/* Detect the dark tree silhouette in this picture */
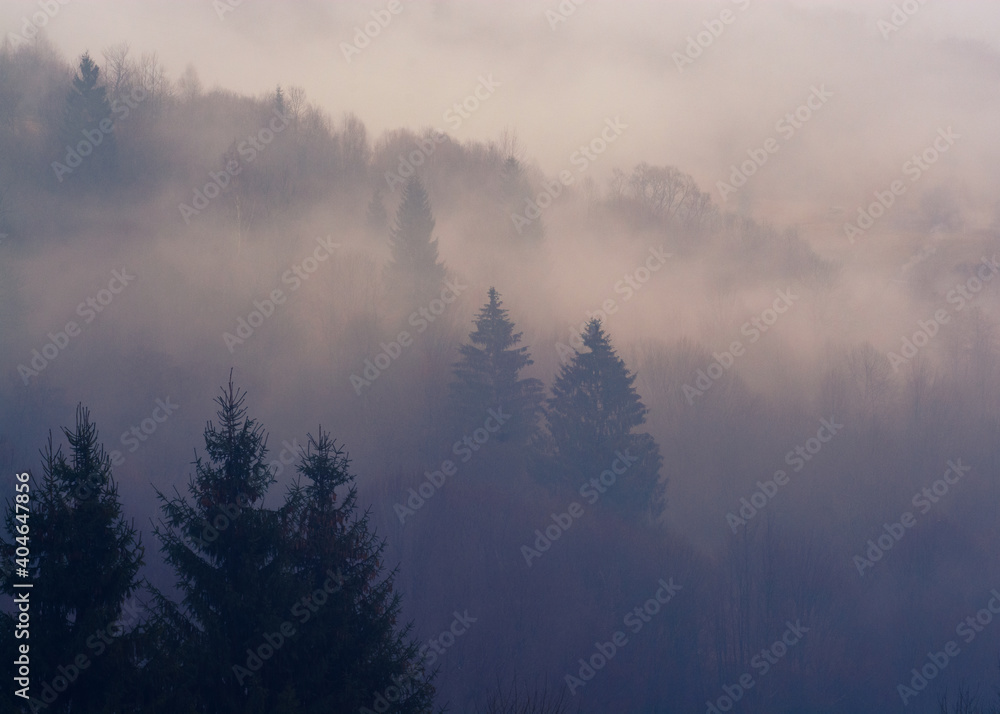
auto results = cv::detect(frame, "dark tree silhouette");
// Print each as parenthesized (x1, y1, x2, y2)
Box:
(273, 85, 285, 116)
(0, 405, 145, 713)
(280, 429, 435, 713)
(538, 319, 665, 521)
(450, 287, 544, 452)
(151, 378, 434, 713)
(152, 378, 296, 713)
(57, 52, 118, 183)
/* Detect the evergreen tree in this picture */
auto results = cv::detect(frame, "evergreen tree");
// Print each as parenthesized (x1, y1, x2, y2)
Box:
(152, 378, 296, 713)
(0, 405, 145, 713)
(279, 430, 435, 713)
(385, 176, 446, 303)
(152, 378, 434, 713)
(540, 319, 664, 520)
(59, 52, 117, 183)
(274, 85, 285, 116)
(450, 287, 544, 450)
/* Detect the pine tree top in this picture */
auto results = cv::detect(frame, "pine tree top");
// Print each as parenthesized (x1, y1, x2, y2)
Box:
(550, 318, 648, 435)
(195, 376, 274, 506)
(73, 52, 101, 94)
(467, 287, 528, 356)
(453, 287, 535, 389)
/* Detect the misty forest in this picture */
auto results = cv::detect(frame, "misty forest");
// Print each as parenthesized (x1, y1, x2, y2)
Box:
(1, 2, 1000, 713)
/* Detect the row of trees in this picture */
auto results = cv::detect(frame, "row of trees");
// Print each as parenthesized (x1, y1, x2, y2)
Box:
(3, 43, 731, 257)
(0, 269, 663, 711)
(0, 385, 436, 713)
(452, 287, 665, 519)
(53, 46, 173, 187)
(380, 173, 665, 520)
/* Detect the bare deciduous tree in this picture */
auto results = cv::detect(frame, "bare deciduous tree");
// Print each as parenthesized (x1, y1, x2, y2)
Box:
(101, 42, 134, 105)
(135, 51, 173, 112)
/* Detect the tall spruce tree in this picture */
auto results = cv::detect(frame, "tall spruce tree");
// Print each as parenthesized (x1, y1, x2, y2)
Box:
(450, 287, 544, 450)
(0, 405, 145, 713)
(152, 378, 296, 714)
(278, 429, 435, 713)
(59, 52, 117, 183)
(385, 176, 446, 303)
(541, 319, 664, 520)
(152, 378, 434, 713)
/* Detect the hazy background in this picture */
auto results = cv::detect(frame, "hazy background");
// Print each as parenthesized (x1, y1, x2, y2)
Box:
(2, 1, 1000, 712)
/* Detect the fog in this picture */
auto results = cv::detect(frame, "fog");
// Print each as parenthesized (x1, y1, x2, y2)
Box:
(2, 1, 1000, 712)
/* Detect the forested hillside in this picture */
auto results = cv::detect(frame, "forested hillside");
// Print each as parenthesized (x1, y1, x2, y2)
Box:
(1, 25, 999, 713)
